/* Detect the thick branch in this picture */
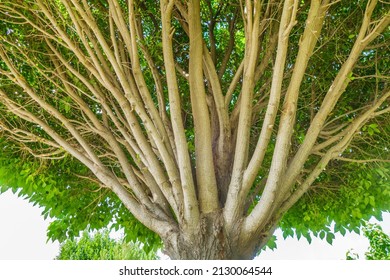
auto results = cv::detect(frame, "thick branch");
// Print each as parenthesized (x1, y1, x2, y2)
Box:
(188, 0, 219, 214)
(160, 0, 200, 230)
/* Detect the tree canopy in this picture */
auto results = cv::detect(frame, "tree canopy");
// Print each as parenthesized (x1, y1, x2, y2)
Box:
(0, 0, 389, 259)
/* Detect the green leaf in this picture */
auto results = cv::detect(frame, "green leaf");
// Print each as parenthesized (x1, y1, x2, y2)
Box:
(347, 72, 355, 81)
(369, 196, 375, 207)
(303, 232, 312, 244)
(326, 233, 335, 245)
(266, 236, 277, 251)
(296, 231, 302, 240)
(353, 227, 360, 234)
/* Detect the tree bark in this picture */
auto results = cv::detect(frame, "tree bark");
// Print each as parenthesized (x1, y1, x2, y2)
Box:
(162, 211, 264, 260)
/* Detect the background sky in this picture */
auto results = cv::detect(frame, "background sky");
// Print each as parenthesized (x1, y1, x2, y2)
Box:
(0, 189, 389, 260)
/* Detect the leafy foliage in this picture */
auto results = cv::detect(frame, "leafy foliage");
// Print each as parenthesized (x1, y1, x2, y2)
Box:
(279, 164, 390, 245)
(346, 223, 390, 260)
(56, 230, 157, 260)
(0, 141, 160, 251)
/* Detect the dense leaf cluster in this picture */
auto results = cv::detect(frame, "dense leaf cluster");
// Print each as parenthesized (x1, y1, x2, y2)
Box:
(346, 223, 390, 260)
(56, 230, 157, 260)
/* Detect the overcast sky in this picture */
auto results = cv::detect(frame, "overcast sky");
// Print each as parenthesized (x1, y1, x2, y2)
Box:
(0, 189, 389, 260)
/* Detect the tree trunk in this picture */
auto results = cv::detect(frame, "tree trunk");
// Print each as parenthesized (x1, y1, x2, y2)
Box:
(161, 211, 261, 260)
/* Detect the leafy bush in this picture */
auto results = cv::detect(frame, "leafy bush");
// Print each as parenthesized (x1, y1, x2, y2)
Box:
(56, 230, 157, 260)
(346, 223, 390, 260)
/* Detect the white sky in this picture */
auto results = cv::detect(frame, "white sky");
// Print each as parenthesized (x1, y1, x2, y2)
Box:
(0, 189, 389, 260)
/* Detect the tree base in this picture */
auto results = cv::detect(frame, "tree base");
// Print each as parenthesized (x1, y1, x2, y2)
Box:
(162, 212, 259, 260)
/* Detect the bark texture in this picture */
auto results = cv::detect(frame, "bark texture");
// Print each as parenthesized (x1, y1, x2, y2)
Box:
(162, 211, 262, 260)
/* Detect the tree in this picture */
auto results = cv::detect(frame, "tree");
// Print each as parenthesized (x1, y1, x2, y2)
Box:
(0, 0, 389, 259)
(56, 230, 157, 260)
(346, 223, 390, 260)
